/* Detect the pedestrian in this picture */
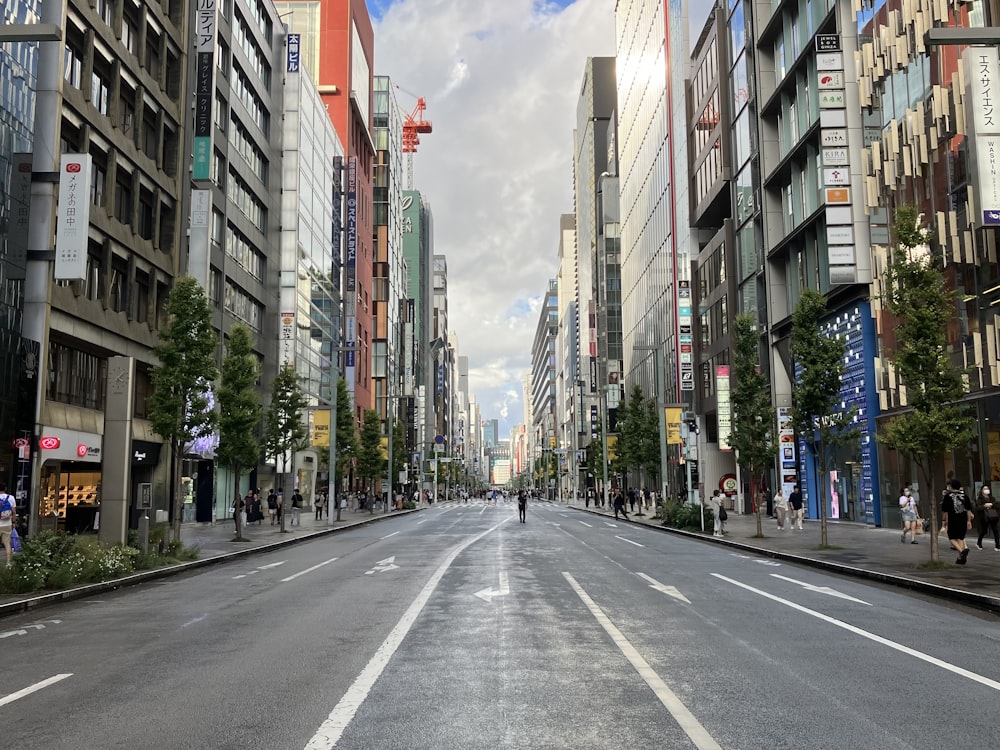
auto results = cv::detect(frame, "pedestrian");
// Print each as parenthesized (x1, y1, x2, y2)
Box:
(232, 492, 244, 534)
(291, 488, 303, 525)
(788, 484, 804, 530)
(276, 487, 285, 526)
(266, 489, 278, 525)
(315, 491, 326, 521)
(628, 488, 637, 513)
(613, 489, 628, 520)
(710, 489, 724, 537)
(518, 490, 527, 523)
(975, 483, 1000, 551)
(899, 485, 921, 544)
(941, 479, 974, 564)
(773, 488, 788, 530)
(0, 482, 17, 565)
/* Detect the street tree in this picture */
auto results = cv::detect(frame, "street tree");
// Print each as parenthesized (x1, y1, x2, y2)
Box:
(332, 377, 357, 521)
(355, 408, 385, 512)
(263, 363, 309, 532)
(728, 314, 777, 537)
(390, 416, 407, 503)
(216, 324, 261, 541)
(878, 205, 975, 563)
(791, 289, 860, 547)
(584, 425, 605, 503)
(613, 384, 646, 493)
(149, 276, 218, 543)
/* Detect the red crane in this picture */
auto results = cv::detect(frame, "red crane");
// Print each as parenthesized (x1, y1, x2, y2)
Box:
(398, 89, 433, 189)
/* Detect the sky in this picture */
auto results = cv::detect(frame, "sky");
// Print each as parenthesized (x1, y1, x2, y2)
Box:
(370, 0, 711, 441)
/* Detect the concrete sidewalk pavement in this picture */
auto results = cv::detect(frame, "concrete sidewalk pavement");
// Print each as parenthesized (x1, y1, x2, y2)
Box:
(561, 498, 1000, 613)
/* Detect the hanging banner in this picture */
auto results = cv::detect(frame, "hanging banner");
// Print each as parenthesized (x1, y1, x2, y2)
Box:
(192, 0, 217, 181)
(54, 153, 92, 280)
(716, 365, 732, 451)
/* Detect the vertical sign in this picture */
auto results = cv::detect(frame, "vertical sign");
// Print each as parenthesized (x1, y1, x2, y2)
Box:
(716, 365, 731, 450)
(192, 0, 217, 181)
(964, 48, 1000, 225)
(188, 189, 211, 288)
(777, 406, 797, 501)
(345, 156, 358, 384)
(286, 33, 300, 73)
(7, 153, 32, 279)
(677, 280, 694, 391)
(54, 153, 92, 280)
(279, 311, 295, 365)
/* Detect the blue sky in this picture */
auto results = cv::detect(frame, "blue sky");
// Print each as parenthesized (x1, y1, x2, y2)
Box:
(370, 0, 578, 20)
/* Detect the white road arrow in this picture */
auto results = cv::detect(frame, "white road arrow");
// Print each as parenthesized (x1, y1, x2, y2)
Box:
(770, 574, 872, 605)
(636, 572, 691, 604)
(474, 571, 510, 602)
(259, 561, 286, 569)
(0, 620, 62, 639)
(365, 556, 399, 575)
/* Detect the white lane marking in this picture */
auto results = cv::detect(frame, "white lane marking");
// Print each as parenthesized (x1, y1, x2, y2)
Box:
(616, 536, 644, 548)
(259, 561, 287, 569)
(474, 571, 510, 602)
(0, 620, 62, 639)
(770, 574, 872, 605)
(417, 519, 426, 524)
(479, 506, 487, 515)
(232, 574, 246, 579)
(563, 573, 722, 750)
(579, 521, 593, 528)
(604, 522, 618, 528)
(636, 572, 691, 604)
(713, 574, 1000, 692)
(306, 517, 513, 749)
(281, 556, 340, 582)
(182, 614, 209, 628)
(364, 556, 399, 575)
(380, 531, 400, 540)
(0, 674, 73, 708)
(754, 560, 781, 567)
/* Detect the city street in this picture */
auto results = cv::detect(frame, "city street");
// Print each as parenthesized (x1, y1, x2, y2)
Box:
(3, 499, 999, 749)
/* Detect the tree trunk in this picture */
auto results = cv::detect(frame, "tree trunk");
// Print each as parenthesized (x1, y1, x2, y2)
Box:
(279, 460, 288, 533)
(818, 439, 828, 547)
(171, 438, 182, 544)
(233, 463, 245, 541)
(751, 465, 763, 537)
(918, 460, 939, 563)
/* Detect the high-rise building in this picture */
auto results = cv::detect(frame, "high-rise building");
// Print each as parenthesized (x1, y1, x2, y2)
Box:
(401, 189, 434, 453)
(531, 279, 559, 488)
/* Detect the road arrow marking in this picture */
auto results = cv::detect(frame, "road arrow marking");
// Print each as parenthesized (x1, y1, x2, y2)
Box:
(259, 561, 286, 569)
(754, 559, 782, 567)
(364, 556, 399, 575)
(0, 674, 73, 707)
(474, 571, 510, 602)
(579, 521, 593, 527)
(0, 620, 63, 639)
(546, 522, 561, 527)
(616, 536, 644, 547)
(636, 572, 691, 604)
(770, 574, 872, 605)
(604, 522, 618, 528)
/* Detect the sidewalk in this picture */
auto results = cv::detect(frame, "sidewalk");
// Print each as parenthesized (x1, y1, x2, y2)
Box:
(0, 505, 415, 618)
(563, 498, 1000, 613)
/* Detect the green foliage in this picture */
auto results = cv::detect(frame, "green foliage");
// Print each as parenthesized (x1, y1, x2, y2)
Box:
(263, 363, 309, 468)
(148, 276, 219, 540)
(729, 314, 778, 536)
(334, 377, 357, 489)
(659, 500, 708, 531)
(355, 408, 385, 488)
(878, 205, 976, 562)
(614, 384, 657, 484)
(217, 324, 262, 476)
(790, 289, 860, 545)
(0, 529, 199, 595)
(391, 417, 407, 488)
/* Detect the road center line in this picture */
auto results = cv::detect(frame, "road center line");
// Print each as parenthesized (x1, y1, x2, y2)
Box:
(616, 536, 644, 547)
(0, 674, 73, 708)
(305, 517, 513, 749)
(380, 531, 400, 540)
(579, 521, 593, 527)
(713, 573, 1000, 692)
(563, 573, 722, 750)
(281, 557, 340, 583)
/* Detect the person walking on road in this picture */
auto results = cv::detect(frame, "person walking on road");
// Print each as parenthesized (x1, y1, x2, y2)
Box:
(290, 489, 303, 526)
(773, 488, 788, 530)
(266, 489, 278, 525)
(314, 491, 326, 521)
(613, 489, 628, 520)
(788, 484, 804, 530)
(975, 483, 1000, 551)
(0, 482, 17, 565)
(517, 491, 527, 523)
(941, 479, 974, 564)
(899, 485, 921, 544)
(709, 489, 724, 537)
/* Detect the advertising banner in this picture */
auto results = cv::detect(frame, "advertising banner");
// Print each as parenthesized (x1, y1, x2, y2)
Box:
(193, 0, 217, 181)
(716, 366, 731, 450)
(55, 153, 92, 280)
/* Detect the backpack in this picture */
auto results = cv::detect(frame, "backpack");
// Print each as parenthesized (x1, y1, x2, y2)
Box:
(718, 505, 728, 522)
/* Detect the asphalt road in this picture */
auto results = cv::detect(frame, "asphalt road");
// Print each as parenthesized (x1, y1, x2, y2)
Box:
(3, 499, 999, 749)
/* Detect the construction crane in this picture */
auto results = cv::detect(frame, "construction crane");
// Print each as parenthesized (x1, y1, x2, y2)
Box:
(397, 86, 433, 189)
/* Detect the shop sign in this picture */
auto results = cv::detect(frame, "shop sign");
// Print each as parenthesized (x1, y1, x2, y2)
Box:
(823, 167, 850, 186)
(822, 148, 849, 166)
(821, 129, 847, 147)
(815, 35, 841, 52)
(38, 428, 102, 462)
(818, 71, 844, 89)
(816, 52, 843, 71)
(39, 436, 61, 450)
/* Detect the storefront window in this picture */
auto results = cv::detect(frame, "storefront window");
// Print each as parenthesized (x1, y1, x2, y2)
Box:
(39, 463, 102, 533)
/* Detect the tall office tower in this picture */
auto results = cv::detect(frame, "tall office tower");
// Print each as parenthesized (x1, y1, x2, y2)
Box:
(431, 255, 451, 447)
(183, 0, 288, 522)
(483, 419, 499, 450)
(276, 0, 376, 426)
(23, 0, 192, 534)
(531, 280, 559, 489)
(401, 189, 434, 450)
(0, 0, 39, 515)
(860, 1, 998, 525)
(555, 214, 579, 497)
(280, 39, 345, 505)
(372, 76, 406, 464)
(467, 400, 482, 486)
(574, 56, 617, 493)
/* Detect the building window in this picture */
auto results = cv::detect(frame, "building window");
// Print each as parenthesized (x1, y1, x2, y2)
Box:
(90, 163, 106, 207)
(115, 171, 133, 225)
(63, 45, 83, 89)
(91, 71, 110, 115)
(138, 189, 155, 240)
(47, 341, 107, 411)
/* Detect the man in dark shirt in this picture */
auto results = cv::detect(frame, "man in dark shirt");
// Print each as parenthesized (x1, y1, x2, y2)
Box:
(517, 491, 527, 523)
(788, 484, 804, 530)
(941, 479, 975, 564)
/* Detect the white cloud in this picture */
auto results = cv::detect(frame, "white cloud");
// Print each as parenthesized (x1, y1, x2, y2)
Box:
(374, 0, 615, 438)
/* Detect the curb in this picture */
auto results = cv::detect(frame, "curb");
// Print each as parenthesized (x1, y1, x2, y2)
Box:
(568, 505, 1000, 615)
(0, 509, 418, 619)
